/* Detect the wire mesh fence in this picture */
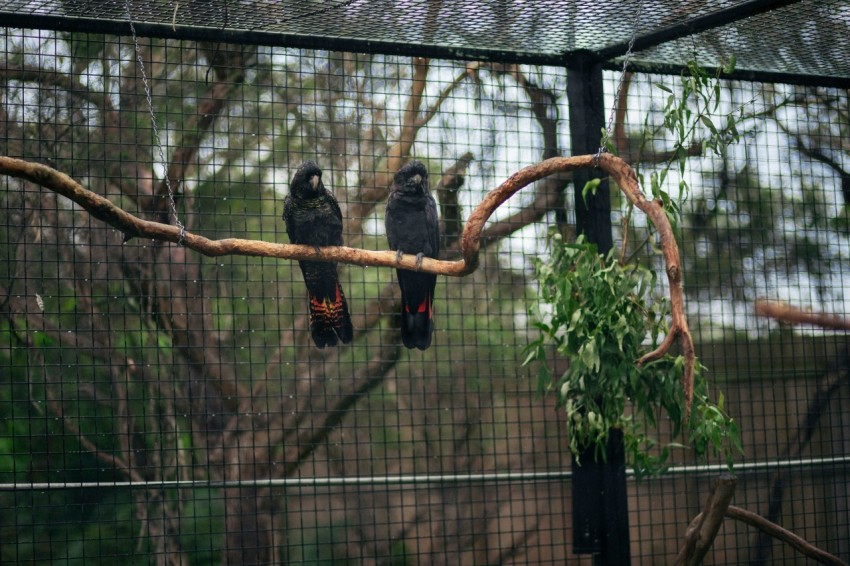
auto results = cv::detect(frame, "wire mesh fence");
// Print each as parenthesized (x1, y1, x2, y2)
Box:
(0, 25, 848, 565)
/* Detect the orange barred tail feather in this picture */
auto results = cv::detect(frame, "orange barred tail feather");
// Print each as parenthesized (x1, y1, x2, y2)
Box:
(299, 260, 354, 348)
(307, 282, 353, 348)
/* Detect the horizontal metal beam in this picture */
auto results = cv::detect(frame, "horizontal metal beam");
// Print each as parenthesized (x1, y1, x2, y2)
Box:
(605, 59, 850, 90)
(1, 4, 845, 88)
(1, 455, 848, 491)
(595, 0, 806, 61)
(0, 12, 566, 66)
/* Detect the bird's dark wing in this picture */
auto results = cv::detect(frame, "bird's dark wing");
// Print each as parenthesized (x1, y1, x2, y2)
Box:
(283, 195, 297, 243)
(326, 188, 343, 221)
(385, 192, 401, 251)
(325, 189, 345, 246)
(426, 194, 440, 257)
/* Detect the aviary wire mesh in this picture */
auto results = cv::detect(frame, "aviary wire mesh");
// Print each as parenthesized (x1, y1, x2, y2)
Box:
(1, 15, 849, 566)
(3, 0, 850, 81)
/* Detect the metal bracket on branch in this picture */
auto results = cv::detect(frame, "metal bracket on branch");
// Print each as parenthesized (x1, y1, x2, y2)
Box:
(0, 152, 696, 411)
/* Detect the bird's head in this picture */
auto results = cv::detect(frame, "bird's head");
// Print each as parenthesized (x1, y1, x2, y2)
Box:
(290, 160, 323, 198)
(393, 160, 429, 195)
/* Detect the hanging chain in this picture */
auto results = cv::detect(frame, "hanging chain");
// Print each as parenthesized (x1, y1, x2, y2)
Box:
(597, 0, 645, 165)
(125, 0, 186, 244)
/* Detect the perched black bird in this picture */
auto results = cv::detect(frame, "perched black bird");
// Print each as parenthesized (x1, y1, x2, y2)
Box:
(283, 161, 354, 348)
(385, 160, 440, 350)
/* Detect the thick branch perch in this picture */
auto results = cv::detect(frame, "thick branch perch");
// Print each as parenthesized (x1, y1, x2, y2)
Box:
(675, 473, 737, 566)
(755, 299, 850, 331)
(0, 152, 695, 410)
(675, 475, 847, 566)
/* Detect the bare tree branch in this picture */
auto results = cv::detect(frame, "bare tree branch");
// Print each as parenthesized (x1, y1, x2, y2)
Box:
(726, 505, 848, 566)
(152, 45, 250, 214)
(2, 314, 145, 482)
(0, 62, 117, 114)
(417, 63, 480, 129)
(436, 151, 474, 249)
(775, 115, 850, 205)
(755, 299, 850, 330)
(282, 337, 402, 476)
(474, 173, 571, 247)
(613, 72, 632, 155)
(351, 57, 431, 226)
(675, 473, 737, 566)
(748, 356, 849, 564)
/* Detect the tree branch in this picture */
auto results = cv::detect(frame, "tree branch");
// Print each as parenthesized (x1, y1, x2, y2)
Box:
(474, 173, 571, 248)
(416, 63, 480, 129)
(755, 299, 850, 330)
(675, 473, 737, 566)
(613, 72, 632, 155)
(726, 505, 848, 566)
(748, 356, 849, 563)
(282, 336, 402, 476)
(775, 117, 850, 204)
(153, 45, 249, 211)
(3, 311, 145, 483)
(351, 57, 431, 223)
(436, 151, 474, 250)
(0, 62, 117, 114)
(0, 152, 695, 411)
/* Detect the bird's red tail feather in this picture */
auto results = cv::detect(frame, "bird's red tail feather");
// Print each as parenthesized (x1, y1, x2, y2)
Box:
(308, 283, 353, 348)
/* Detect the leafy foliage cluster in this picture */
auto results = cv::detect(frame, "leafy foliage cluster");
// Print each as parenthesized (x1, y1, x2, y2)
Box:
(642, 59, 743, 226)
(525, 233, 740, 477)
(528, 61, 746, 476)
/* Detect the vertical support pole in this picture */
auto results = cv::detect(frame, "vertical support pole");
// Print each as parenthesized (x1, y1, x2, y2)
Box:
(567, 51, 613, 253)
(566, 50, 631, 566)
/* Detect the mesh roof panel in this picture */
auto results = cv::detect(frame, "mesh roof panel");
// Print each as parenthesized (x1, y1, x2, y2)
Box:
(630, 1, 850, 81)
(1, 0, 849, 84)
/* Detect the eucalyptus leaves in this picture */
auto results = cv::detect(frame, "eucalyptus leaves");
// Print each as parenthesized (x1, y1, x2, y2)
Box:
(525, 232, 740, 477)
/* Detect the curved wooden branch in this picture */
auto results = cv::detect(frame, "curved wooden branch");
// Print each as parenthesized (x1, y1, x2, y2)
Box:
(0, 152, 695, 410)
(675, 473, 737, 566)
(726, 505, 849, 566)
(455, 153, 695, 410)
(755, 299, 850, 331)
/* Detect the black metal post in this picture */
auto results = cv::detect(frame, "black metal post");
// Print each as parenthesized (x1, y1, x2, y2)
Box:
(566, 50, 630, 566)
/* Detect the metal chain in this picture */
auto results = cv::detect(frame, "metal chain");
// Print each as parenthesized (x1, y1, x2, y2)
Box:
(125, 0, 186, 244)
(597, 0, 645, 165)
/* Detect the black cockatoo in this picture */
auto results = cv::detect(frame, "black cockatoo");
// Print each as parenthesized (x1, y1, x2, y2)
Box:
(385, 160, 440, 350)
(283, 161, 354, 348)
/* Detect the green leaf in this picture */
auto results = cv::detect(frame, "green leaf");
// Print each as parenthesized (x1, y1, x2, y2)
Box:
(522, 345, 539, 367)
(700, 115, 718, 135)
(581, 178, 602, 205)
(527, 217, 741, 476)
